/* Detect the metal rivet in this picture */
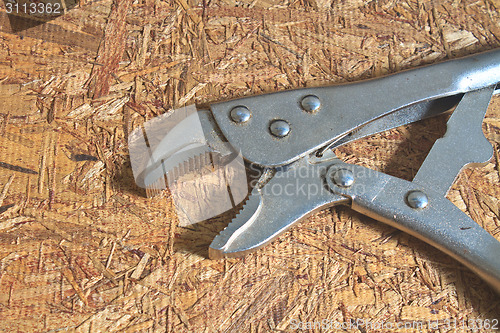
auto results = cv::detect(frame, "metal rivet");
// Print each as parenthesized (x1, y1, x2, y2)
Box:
(301, 95, 321, 113)
(230, 106, 251, 123)
(332, 169, 354, 187)
(269, 120, 290, 138)
(406, 191, 429, 209)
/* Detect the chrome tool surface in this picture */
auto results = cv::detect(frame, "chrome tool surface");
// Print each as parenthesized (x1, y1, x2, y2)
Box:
(130, 49, 500, 293)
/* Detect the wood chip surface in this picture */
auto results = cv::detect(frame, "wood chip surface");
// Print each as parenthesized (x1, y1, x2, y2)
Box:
(0, 0, 499, 331)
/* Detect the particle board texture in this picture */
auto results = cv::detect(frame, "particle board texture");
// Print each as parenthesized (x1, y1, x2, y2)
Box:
(0, 0, 499, 332)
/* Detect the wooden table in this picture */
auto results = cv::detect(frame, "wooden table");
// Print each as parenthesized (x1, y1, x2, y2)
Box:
(0, 0, 499, 331)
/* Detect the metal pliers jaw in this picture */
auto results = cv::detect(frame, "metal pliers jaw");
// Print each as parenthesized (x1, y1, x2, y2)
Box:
(129, 50, 500, 293)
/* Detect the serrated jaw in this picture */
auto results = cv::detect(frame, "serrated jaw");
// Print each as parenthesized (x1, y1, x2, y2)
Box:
(209, 190, 262, 259)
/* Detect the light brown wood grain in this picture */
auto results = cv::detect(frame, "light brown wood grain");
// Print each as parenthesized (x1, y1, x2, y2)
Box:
(0, 0, 499, 331)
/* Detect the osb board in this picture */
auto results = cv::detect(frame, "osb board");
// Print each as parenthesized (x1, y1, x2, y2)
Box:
(0, 0, 499, 332)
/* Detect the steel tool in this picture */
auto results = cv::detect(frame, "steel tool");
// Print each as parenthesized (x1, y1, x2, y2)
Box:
(130, 49, 500, 293)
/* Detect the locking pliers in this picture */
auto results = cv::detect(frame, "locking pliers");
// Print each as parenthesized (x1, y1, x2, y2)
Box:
(129, 50, 500, 293)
